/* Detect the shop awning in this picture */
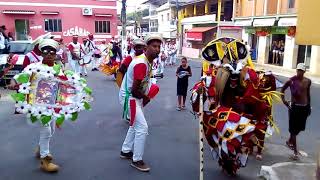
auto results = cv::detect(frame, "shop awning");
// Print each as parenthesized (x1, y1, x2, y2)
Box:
(278, 17, 297, 27)
(40, 11, 59, 15)
(186, 27, 216, 41)
(2, 10, 36, 15)
(234, 19, 252, 26)
(94, 13, 113, 17)
(253, 18, 275, 27)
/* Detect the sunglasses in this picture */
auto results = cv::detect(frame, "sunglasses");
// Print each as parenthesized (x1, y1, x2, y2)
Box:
(42, 50, 56, 56)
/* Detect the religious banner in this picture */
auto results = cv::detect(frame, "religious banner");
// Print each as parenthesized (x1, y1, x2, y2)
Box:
(11, 63, 93, 126)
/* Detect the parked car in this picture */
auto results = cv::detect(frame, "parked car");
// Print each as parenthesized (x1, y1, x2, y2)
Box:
(0, 41, 33, 86)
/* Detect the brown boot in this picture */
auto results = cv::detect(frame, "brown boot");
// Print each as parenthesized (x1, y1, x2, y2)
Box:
(131, 160, 150, 172)
(40, 156, 59, 172)
(35, 146, 53, 160)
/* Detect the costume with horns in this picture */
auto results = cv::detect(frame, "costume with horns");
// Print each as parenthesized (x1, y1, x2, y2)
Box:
(191, 37, 281, 176)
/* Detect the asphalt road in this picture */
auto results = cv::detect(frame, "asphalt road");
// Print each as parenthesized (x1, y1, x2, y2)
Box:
(0, 61, 319, 180)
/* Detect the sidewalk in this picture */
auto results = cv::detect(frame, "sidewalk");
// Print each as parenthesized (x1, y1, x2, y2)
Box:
(187, 57, 320, 85)
(253, 63, 320, 85)
(258, 143, 318, 180)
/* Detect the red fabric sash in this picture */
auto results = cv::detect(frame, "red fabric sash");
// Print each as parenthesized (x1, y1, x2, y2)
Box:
(129, 99, 136, 126)
(30, 51, 41, 62)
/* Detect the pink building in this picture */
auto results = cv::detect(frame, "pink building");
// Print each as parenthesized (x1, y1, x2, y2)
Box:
(0, 0, 117, 43)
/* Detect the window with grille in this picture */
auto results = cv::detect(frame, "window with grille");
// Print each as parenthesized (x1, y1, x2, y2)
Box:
(44, 19, 62, 32)
(95, 21, 111, 33)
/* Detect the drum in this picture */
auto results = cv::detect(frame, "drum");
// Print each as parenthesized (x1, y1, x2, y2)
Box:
(78, 54, 92, 66)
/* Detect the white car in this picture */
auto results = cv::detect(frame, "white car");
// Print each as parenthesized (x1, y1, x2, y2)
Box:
(0, 41, 33, 85)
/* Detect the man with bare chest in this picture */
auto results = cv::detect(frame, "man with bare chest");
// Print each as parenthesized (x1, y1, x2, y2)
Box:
(281, 63, 312, 160)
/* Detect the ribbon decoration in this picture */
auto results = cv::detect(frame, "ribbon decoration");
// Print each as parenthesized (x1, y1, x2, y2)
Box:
(260, 91, 284, 135)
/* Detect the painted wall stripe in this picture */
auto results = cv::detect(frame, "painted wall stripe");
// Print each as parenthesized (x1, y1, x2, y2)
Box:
(0, 2, 117, 10)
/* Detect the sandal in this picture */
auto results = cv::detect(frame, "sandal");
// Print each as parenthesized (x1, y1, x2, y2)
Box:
(256, 154, 263, 161)
(181, 106, 186, 110)
(289, 154, 299, 161)
(286, 141, 294, 150)
(176, 107, 181, 111)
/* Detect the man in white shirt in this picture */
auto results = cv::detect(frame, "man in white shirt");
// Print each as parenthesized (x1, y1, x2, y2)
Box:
(119, 34, 162, 172)
(85, 34, 99, 71)
(0, 25, 7, 54)
(68, 35, 86, 76)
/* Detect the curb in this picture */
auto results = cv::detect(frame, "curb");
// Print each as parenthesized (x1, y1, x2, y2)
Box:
(259, 162, 317, 180)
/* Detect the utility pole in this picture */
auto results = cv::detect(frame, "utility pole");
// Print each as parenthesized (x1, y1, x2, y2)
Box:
(176, 0, 181, 55)
(121, 0, 127, 57)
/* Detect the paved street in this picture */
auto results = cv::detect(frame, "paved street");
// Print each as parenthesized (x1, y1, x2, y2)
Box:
(0, 61, 319, 180)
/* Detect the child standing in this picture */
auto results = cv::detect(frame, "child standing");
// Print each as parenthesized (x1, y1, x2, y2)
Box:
(176, 57, 192, 111)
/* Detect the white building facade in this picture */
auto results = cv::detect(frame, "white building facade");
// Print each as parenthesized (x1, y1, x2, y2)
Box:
(156, 2, 177, 39)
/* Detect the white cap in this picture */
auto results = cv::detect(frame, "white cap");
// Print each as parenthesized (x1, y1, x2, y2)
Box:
(32, 33, 52, 45)
(296, 63, 306, 71)
(144, 34, 163, 45)
(132, 38, 146, 46)
(38, 39, 59, 51)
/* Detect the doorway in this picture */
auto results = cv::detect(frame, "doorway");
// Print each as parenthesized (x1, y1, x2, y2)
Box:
(297, 45, 312, 69)
(268, 34, 285, 66)
(15, 19, 29, 40)
(249, 34, 258, 60)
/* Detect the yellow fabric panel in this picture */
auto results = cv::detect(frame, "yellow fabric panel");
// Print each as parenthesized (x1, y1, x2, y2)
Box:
(296, 0, 320, 45)
(216, 42, 226, 60)
(202, 60, 210, 75)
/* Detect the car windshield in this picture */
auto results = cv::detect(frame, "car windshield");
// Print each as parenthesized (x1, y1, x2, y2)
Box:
(8, 42, 34, 54)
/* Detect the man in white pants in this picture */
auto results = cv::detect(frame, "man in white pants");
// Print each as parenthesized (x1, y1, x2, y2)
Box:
(169, 41, 177, 65)
(85, 34, 99, 71)
(68, 35, 87, 76)
(119, 34, 162, 172)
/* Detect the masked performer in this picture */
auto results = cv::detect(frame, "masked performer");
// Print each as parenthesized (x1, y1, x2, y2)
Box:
(9, 37, 92, 173)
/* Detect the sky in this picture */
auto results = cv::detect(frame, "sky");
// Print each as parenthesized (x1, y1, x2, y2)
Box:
(117, 0, 145, 14)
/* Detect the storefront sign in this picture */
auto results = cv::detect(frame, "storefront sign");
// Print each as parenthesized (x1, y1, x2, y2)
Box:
(253, 18, 276, 27)
(271, 27, 288, 34)
(235, 20, 252, 27)
(278, 17, 297, 27)
(63, 26, 90, 37)
(245, 27, 255, 34)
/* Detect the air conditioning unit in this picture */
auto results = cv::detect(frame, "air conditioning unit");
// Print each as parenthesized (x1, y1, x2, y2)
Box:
(82, 8, 93, 16)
